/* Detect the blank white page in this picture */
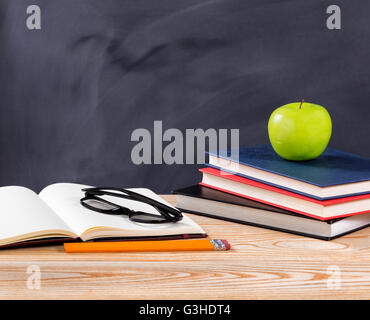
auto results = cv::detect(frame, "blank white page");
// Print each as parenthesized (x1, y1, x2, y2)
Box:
(39, 183, 204, 238)
(0, 186, 74, 242)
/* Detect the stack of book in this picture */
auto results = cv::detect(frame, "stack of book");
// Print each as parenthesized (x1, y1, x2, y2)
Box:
(174, 145, 370, 240)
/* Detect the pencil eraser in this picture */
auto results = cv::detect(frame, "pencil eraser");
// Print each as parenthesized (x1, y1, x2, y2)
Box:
(221, 240, 231, 250)
(211, 239, 231, 251)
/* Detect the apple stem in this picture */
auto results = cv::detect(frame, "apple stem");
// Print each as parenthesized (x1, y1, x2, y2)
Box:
(299, 99, 304, 109)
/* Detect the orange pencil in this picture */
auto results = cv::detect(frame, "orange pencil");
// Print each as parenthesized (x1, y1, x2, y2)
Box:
(64, 239, 230, 253)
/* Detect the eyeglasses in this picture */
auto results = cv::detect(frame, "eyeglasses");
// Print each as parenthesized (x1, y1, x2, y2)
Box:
(80, 187, 183, 224)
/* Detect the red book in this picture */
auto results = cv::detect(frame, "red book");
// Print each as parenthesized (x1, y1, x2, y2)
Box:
(199, 167, 370, 221)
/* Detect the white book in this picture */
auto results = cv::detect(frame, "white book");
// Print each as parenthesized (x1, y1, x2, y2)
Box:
(0, 183, 205, 247)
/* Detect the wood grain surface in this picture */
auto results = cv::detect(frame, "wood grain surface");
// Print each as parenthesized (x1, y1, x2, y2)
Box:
(0, 195, 369, 300)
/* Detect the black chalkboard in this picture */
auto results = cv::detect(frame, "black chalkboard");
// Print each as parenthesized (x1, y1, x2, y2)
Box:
(0, 0, 369, 193)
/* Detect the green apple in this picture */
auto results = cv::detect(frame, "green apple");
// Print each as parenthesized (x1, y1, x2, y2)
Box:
(268, 100, 332, 161)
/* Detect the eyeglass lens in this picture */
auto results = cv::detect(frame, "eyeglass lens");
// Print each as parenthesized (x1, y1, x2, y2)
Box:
(82, 196, 172, 223)
(83, 198, 120, 211)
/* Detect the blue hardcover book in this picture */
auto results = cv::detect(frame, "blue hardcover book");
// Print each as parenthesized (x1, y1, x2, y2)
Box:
(207, 145, 370, 200)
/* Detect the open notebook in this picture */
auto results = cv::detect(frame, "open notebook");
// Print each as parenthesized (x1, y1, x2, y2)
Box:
(0, 183, 206, 247)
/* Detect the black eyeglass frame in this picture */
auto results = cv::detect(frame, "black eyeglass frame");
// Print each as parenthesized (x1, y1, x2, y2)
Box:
(80, 187, 183, 224)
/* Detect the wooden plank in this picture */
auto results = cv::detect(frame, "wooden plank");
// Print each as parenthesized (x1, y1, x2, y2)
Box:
(0, 195, 368, 299)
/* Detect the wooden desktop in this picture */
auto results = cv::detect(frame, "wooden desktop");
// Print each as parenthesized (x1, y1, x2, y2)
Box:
(0, 195, 369, 299)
